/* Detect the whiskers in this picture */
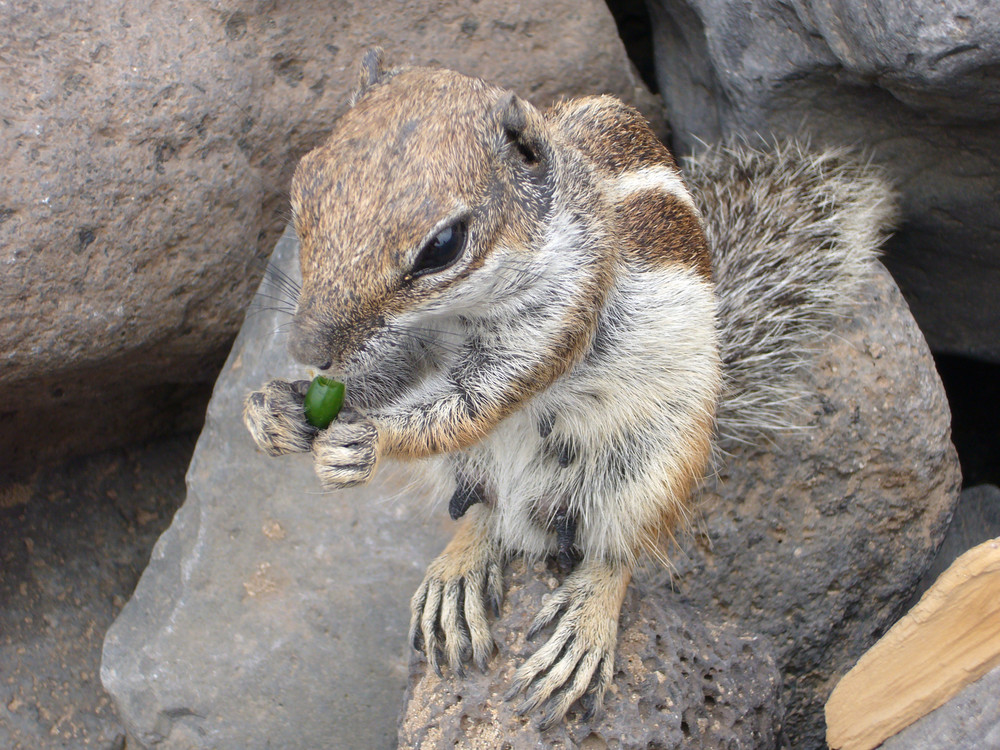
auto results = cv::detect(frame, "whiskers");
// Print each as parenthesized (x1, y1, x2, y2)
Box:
(258, 257, 302, 304)
(490, 257, 550, 297)
(245, 254, 302, 320)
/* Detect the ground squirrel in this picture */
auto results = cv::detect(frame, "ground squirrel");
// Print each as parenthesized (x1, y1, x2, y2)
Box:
(244, 50, 894, 727)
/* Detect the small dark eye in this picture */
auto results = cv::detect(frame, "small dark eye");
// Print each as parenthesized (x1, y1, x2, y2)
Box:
(412, 221, 467, 277)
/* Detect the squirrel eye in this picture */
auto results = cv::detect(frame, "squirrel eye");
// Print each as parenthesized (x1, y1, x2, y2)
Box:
(412, 221, 467, 277)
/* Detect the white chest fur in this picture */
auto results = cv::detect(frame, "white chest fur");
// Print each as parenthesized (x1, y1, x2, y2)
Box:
(464, 262, 719, 562)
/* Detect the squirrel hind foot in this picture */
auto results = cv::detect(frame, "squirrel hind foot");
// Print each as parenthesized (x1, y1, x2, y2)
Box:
(508, 558, 629, 727)
(410, 513, 502, 674)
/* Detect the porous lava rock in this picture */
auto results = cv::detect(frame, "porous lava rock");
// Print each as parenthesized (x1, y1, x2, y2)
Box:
(398, 559, 783, 750)
(668, 261, 961, 748)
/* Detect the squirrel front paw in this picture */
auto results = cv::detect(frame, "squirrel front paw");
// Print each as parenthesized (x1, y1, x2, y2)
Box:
(409, 508, 503, 676)
(505, 558, 629, 729)
(312, 414, 379, 488)
(243, 379, 317, 456)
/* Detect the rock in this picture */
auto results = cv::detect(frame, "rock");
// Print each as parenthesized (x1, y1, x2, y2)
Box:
(908, 484, 1000, 604)
(398, 559, 783, 750)
(101, 231, 454, 749)
(646, 0, 1000, 363)
(826, 537, 1000, 750)
(0, 0, 659, 480)
(663, 256, 961, 748)
(879, 663, 1000, 750)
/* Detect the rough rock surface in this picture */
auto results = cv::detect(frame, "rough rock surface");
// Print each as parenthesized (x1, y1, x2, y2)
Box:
(0, 0, 658, 478)
(101, 232, 454, 750)
(666, 262, 961, 748)
(646, 0, 1000, 363)
(879, 663, 1000, 750)
(398, 559, 783, 750)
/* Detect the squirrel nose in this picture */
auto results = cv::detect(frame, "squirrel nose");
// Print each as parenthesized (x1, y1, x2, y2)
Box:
(288, 318, 334, 370)
(288, 290, 340, 369)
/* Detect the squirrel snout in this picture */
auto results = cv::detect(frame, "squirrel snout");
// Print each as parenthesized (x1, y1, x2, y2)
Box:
(288, 300, 376, 373)
(288, 314, 340, 371)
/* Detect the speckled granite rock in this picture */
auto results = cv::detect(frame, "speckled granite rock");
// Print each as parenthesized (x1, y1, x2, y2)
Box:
(646, 0, 1000, 363)
(399, 559, 783, 750)
(0, 0, 659, 479)
(101, 231, 454, 749)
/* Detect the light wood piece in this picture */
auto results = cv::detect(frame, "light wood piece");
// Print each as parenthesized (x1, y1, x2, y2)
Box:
(826, 537, 1000, 750)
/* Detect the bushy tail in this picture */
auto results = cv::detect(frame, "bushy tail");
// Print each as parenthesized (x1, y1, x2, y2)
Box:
(683, 140, 899, 447)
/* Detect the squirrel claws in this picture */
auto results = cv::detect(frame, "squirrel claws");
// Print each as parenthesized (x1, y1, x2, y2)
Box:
(242, 379, 377, 489)
(411, 570, 496, 676)
(510, 628, 613, 730)
(410, 518, 500, 677)
(486, 558, 504, 620)
(526, 585, 570, 640)
(243, 379, 317, 456)
(507, 560, 626, 728)
(441, 578, 471, 674)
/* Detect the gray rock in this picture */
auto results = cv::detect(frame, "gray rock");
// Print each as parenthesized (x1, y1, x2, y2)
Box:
(880, 664, 1000, 750)
(398, 559, 783, 750)
(0, 0, 660, 479)
(668, 261, 961, 748)
(909, 484, 1000, 604)
(646, 0, 1000, 363)
(101, 231, 454, 749)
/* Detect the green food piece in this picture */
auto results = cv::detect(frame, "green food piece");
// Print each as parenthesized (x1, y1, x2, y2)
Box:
(303, 376, 346, 429)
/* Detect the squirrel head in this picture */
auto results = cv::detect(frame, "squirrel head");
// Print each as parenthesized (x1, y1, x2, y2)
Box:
(288, 53, 560, 375)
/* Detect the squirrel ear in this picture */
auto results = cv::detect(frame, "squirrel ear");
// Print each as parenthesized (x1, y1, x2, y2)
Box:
(494, 92, 548, 169)
(350, 47, 388, 106)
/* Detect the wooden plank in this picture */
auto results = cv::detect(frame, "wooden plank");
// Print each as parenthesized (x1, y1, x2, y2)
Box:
(826, 537, 1000, 750)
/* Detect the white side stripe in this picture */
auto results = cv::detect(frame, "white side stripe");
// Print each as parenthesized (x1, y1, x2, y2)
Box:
(605, 166, 699, 215)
